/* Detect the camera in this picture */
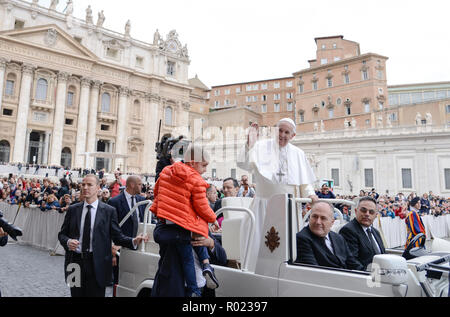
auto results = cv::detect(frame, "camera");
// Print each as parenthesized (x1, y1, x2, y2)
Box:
(155, 134, 190, 162)
(0, 211, 23, 241)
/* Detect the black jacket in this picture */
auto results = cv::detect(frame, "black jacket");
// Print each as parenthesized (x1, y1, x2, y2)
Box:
(108, 192, 146, 238)
(339, 219, 386, 270)
(296, 225, 363, 271)
(58, 201, 135, 288)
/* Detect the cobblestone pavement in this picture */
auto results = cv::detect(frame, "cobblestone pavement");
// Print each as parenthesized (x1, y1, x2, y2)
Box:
(0, 242, 112, 297)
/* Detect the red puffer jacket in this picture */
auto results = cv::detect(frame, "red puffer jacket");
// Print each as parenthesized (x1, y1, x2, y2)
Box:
(150, 162, 216, 238)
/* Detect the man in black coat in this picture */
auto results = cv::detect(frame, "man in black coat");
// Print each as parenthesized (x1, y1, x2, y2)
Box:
(151, 222, 227, 297)
(296, 202, 363, 271)
(108, 175, 148, 284)
(58, 174, 148, 297)
(339, 196, 386, 271)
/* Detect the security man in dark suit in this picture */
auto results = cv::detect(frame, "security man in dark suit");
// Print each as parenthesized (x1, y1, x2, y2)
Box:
(58, 174, 148, 297)
(108, 175, 148, 284)
(296, 202, 363, 270)
(339, 196, 386, 271)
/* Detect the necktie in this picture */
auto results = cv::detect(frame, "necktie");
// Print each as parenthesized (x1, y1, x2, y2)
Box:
(82, 205, 93, 253)
(367, 228, 381, 254)
(131, 196, 138, 229)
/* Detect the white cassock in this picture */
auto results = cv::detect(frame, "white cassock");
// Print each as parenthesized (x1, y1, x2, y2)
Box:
(237, 138, 317, 271)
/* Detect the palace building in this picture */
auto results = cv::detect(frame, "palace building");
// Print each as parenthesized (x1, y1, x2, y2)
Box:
(0, 0, 191, 174)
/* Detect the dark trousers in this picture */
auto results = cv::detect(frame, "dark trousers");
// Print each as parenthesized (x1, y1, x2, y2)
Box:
(69, 253, 105, 297)
(154, 221, 209, 297)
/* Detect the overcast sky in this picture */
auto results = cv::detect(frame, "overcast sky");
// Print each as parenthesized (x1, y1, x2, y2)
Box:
(39, 0, 450, 88)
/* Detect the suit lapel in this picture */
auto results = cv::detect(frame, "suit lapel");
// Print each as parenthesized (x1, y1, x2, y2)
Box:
(355, 220, 374, 253)
(75, 203, 83, 238)
(94, 202, 104, 235)
(372, 229, 385, 253)
(328, 233, 344, 267)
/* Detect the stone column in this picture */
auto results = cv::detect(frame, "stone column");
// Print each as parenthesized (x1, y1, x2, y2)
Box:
(24, 128, 32, 163)
(42, 131, 51, 165)
(74, 78, 91, 168)
(115, 87, 129, 171)
(142, 93, 160, 174)
(86, 81, 101, 169)
(49, 72, 69, 166)
(0, 58, 7, 114)
(13, 64, 34, 163)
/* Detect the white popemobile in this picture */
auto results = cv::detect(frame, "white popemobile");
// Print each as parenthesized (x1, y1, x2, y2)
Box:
(115, 195, 450, 297)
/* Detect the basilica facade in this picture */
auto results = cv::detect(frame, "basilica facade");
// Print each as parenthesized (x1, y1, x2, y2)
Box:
(0, 0, 191, 174)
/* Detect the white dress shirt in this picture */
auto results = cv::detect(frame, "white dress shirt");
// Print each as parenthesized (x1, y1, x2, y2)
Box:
(76, 200, 99, 253)
(124, 190, 139, 221)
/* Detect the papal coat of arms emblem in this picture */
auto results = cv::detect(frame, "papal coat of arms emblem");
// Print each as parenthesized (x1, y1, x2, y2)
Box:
(44, 28, 58, 47)
(265, 227, 280, 253)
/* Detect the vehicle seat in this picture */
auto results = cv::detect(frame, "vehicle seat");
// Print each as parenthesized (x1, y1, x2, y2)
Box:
(220, 197, 254, 268)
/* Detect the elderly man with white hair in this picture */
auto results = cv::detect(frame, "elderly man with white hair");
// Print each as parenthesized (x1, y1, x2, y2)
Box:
(237, 118, 318, 270)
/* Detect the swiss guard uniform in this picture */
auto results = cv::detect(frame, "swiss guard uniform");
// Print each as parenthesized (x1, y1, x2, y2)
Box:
(405, 198, 426, 248)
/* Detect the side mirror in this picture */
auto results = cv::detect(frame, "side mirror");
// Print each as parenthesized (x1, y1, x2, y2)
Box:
(371, 255, 408, 285)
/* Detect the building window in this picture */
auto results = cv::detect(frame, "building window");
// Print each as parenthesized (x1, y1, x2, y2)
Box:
(446, 105, 450, 114)
(106, 47, 119, 59)
(287, 102, 293, 111)
(252, 84, 259, 90)
(298, 84, 304, 93)
(214, 101, 219, 108)
(333, 43, 337, 49)
(274, 82, 280, 89)
(14, 19, 25, 30)
(331, 168, 340, 187)
(246, 85, 252, 91)
(401, 168, 412, 189)
(67, 91, 75, 107)
(274, 94, 280, 101)
(286, 81, 293, 88)
(364, 169, 374, 188)
(364, 102, 370, 113)
(321, 59, 328, 65)
(231, 169, 236, 179)
(327, 78, 333, 88)
(253, 96, 258, 102)
(261, 104, 267, 113)
(262, 95, 267, 101)
(135, 56, 144, 68)
(65, 118, 74, 125)
(313, 81, 318, 91)
(245, 96, 252, 103)
(445, 169, 450, 190)
(0, 140, 10, 163)
(35, 78, 48, 101)
(133, 100, 141, 119)
(362, 69, 369, 80)
(336, 98, 342, 105)
(377, 70, 383, 80)
(2, 108, 13, 116)
(344, 73, 350, 84)
(165, 106, 173, 126)
(167, 61, 176, 76)
(5, 80, 14, 96)
(224, 89, 230, 95)
(286, 92, 293, 99)
(261, 83, 268, 90)
(274, 103, 280, 112)
(378, 102, 384, 110)
(299, 112, 305, 123)
(101, 124, 110, 131)
(101, 93, 111, 113)
(225, 99, 230, 106)
(389, 113, 398, 122)
(236, 87, 241, 93)
(365, 119, 370, 126)
(328, 109, 334, 118)
(345, 106, 351, 115)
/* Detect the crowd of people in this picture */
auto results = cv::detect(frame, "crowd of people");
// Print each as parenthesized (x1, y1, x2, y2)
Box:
(1, 171, 448, 220)
(0, 172, 154, 212)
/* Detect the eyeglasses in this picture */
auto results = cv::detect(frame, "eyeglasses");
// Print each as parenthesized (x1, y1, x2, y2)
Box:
(359, 207, 377, 215)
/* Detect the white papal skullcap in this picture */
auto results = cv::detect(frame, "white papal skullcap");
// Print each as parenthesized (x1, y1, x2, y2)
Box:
(278, 118, 296, 133)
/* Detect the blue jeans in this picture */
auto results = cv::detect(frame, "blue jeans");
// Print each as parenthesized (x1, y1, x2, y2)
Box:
(155, 222, 209, 297)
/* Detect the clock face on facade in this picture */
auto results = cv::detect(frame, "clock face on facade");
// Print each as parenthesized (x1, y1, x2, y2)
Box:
(167, 40, 178, 53)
